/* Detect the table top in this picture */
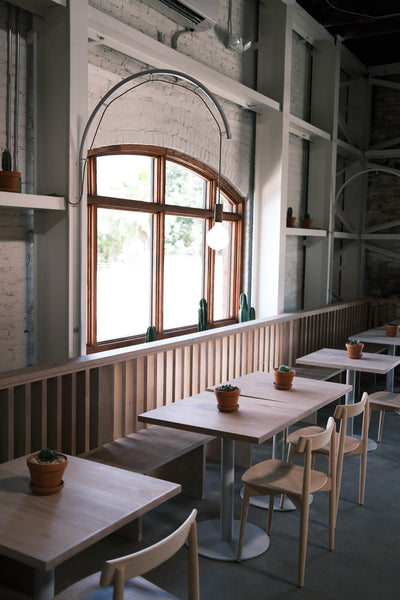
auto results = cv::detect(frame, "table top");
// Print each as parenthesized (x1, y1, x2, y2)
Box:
(350, 326, 400, 347)
(0, 455, 180, 571)
(139, 372, 351, 445)
(296, 347, 400, 374)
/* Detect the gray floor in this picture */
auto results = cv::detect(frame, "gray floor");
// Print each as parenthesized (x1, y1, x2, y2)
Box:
(56, 379, 400, 600)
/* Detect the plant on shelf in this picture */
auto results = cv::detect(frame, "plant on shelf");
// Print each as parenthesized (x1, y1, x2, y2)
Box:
(238, 292, 256, 322)
(145, 325, 157, 342)
(198, 298, 208, 331)
(273, 364, 296, 390)
(214, 383, 241, 412)
(286, 206, 296, 227)
(0, 148, 21, 193)
(385, 321, 400, 337)
(346, 339, 364, 359)
(300, 212, 313, 229)
(27, 447, 68, 495)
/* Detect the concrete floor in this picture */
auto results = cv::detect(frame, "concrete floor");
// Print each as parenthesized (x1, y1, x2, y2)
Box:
(54, 380, 400, 600)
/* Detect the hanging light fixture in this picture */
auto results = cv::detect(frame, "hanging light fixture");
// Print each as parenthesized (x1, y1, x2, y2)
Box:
(206, 132, 229, 250)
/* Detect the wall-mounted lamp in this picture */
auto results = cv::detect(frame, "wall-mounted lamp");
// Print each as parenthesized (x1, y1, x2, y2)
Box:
(206, 131, 229, 250)
(207, 203, 229, 250)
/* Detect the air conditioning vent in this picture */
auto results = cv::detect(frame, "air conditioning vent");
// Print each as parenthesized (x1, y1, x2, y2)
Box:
(142, 0, 218, 31)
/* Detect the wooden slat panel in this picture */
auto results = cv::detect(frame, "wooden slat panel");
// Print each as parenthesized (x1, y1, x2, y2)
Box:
(0, 389, 13, 461)
(0, 299, 393, 462)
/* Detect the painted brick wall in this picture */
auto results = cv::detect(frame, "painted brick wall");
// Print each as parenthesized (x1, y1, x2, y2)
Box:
(0, 1, 33, 370)
(88, 0, 257, 198)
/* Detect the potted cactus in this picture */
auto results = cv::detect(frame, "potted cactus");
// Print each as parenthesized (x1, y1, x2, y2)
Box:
(385, 321, 400, 337)
(346, 339, 364, 359)
(274, 364, 295, 390)
(300, 212, 313, 228)
(214, 383, 240, 412)
(286, 207, 296, 227)
(0, 149, 21, 193)
(27, 447, 68, 495)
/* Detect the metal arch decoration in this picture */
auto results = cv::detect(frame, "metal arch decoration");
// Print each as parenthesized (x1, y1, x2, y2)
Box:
(335, 166, 400, 205)
(77, 68, 232, 205)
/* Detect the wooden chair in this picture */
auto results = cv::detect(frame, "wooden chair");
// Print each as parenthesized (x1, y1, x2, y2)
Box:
(54, 509, 199, 600)
(284, 392, 370, 512)
(236, 417, 336, 588)
(368, 390, 400, 443)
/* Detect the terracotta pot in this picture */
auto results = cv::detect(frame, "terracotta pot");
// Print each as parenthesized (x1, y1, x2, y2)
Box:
(385, 323, 400, 337)
(346, 343, 364, 359)
(214, 387, 241, 412)
(27, 452, 68, 495)
(286, 216, 296, 227)
(0, 171, 21, 193)
(273, 368, 295, 390)
(300, 218, 313, 229)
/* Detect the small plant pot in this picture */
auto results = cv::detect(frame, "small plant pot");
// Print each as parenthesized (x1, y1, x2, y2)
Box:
(300, 218, 313, 229)
(346, 343, 364, 359)
(0, 171, 21, 193)
(286, 216, 296, 227)
(273, 368, 295, 390)
(27, 452, 68, 495)
(214, 387, 241, 412)
(385, 323, 400, 337)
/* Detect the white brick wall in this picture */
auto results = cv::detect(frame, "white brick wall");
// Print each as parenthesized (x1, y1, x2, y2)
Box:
(87, 0, 256, 197)
(0, 1, 33, 369)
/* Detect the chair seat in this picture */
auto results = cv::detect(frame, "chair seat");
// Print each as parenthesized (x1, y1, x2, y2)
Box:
(369, 391, 400, 414)
(242, 458, 328, 496)
(288, 426, 360, 454)
(54, 573, 179, 600)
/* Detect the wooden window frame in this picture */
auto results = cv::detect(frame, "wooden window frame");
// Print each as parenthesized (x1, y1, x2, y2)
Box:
(87, 145, 243, 353)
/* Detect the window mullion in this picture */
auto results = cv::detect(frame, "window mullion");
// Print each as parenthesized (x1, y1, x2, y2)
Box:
(154, 156, 165, 333)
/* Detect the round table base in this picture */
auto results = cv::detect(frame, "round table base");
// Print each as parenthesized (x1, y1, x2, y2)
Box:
(196, 519, 269, 561)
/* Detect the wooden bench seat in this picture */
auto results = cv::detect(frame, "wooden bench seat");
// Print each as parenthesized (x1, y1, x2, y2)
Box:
(81, 425, 214, 500)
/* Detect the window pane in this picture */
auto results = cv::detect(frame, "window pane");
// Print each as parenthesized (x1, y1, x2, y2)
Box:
(221, 192, 233, 212)
(214, 221, 232, 320)
(164, 215, 204, 329)
(97, 155, 152, 201)
(165, 161, 206, 208)
(97, 208, 152, 341)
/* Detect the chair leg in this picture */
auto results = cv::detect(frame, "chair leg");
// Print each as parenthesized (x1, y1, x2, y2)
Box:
(298, 495, 310, 588)
(335, 450, 345, 522)
(377, 411, 384, 443)
(328, 488, 335, 551)
(359, 447, 368, 505)
(236, 487, 250, 562)
(280, 443, 295, 508)
(267, 494, 274, 535)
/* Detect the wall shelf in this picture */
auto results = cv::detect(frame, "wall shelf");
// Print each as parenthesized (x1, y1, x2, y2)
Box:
(286, 228, 327, 237)
(0, 192, 65, 211)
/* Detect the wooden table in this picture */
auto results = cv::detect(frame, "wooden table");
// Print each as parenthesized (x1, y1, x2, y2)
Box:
(139, 373, 351, 561)
(296, 347, 400, 440)
(0, 455, 181, 600)
(350, 326, 400, 391)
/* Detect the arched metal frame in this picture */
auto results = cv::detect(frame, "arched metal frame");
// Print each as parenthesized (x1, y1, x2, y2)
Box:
(329, 165, 400, 302)
(77, 69, 232, 206)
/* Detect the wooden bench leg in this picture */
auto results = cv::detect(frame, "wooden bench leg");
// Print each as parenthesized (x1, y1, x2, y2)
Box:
(150, 446, 207, 499)
(118, 517, 143, 541)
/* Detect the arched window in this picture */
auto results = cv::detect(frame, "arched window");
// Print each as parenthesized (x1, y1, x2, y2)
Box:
(87, 145, 243, 353)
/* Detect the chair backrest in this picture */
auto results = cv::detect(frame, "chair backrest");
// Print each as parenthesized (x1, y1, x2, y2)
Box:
(100, 508, 199, 600)
(333, 391, 370, 445)
(296, 417, 336, 496)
